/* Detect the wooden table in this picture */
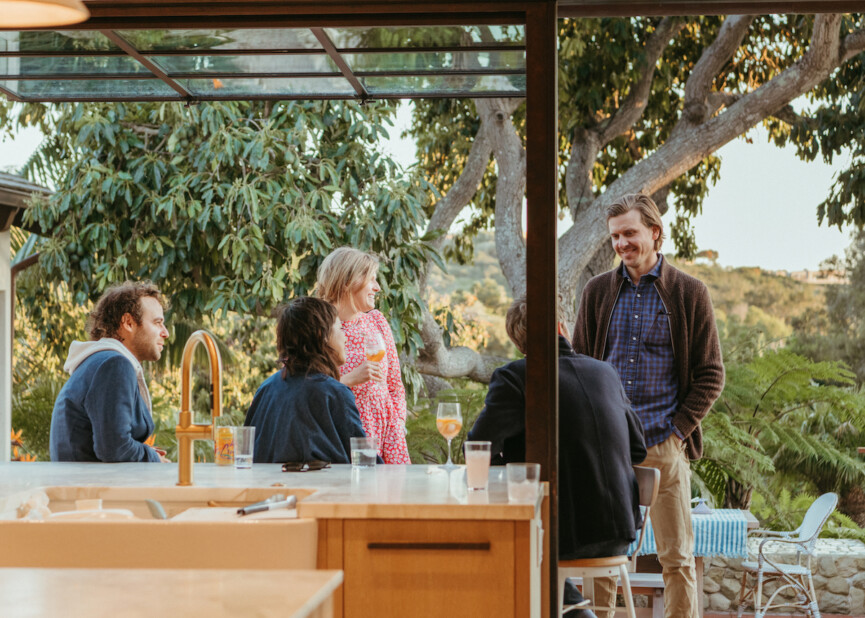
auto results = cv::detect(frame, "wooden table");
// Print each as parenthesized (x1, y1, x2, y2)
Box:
(0, 568, 343, 618)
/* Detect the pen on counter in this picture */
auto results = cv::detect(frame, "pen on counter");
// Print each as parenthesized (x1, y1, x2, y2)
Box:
(237, 494, 296, 516)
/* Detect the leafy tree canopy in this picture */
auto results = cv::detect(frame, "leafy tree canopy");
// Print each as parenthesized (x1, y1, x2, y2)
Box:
(6, 98, 442, 362)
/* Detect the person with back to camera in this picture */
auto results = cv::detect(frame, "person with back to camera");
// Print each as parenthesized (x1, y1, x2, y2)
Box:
(469, 295, 647, 618)
(50, 280, 170, 462)
(245, 297, 367, 464)
(315, 247, 411, 464)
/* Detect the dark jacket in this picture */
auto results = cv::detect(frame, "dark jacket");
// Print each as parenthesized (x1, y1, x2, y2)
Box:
(50, 351, 160, 462)
(468, 336, 647, 559)
(245, 370, 366, 464)
(572, 259, 724, 460)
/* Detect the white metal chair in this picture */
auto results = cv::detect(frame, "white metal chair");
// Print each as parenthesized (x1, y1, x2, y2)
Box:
(736, 492, 838, 618)
(558, 465, 660, 617)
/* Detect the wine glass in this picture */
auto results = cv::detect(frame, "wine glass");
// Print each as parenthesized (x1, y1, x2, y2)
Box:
(436, 402, 463, 470)
(364, 331, 386, 363)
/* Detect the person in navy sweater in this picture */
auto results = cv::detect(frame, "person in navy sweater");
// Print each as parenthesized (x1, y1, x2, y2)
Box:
(245, 297, 367, 464)
(50, 281, 169, 462)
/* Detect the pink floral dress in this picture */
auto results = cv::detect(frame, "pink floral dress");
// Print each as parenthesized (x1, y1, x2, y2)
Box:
(339, 310, 411, 464)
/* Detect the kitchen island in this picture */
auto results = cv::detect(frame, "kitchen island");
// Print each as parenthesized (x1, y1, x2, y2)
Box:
(0, 463, 544, 618)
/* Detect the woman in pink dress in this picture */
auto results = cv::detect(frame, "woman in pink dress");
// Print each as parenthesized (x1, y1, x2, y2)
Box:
(316, 247, 411, 464)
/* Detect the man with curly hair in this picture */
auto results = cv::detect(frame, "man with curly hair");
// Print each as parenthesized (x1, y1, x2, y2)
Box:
(50, 281, 169, 462)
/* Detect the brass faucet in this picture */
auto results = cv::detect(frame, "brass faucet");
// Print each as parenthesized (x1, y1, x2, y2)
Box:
(176, 330, 223, 486)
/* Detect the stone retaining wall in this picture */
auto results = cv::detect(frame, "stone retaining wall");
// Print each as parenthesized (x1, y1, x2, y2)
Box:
(702, 538, 865, 616)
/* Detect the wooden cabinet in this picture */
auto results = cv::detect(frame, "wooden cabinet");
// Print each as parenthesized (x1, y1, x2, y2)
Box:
(318, 517, 540, 618)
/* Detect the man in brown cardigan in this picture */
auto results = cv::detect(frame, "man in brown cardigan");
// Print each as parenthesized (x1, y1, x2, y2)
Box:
(572, 193, 724, 618)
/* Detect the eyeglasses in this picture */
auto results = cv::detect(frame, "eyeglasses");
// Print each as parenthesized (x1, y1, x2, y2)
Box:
(282, 460, 332, 472)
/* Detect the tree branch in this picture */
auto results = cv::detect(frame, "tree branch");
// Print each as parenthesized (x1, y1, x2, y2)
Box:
(598, 18, 686, 145)
(560, 14, 850, 291)
(415, 98, 519, 383)
(706, 91, 741, 116)
(566, 18, 684, 220)
(423, 124, 494, 251)
(415, 305, 508, 383)
(565, 128, 602, 220)
(476, 98, 528, 297)
(770, 104, 809, 126)
(682, 16, 755, 123)
(841, 28, 865, 63)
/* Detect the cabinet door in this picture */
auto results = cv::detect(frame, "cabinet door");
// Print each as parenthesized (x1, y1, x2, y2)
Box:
(342, 519, 516, 618)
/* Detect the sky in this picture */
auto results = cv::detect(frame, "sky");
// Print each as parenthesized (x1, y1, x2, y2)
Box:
(1, 103, 854, 272)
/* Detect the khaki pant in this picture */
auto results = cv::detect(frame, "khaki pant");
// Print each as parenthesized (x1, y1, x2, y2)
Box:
(589, 577, 617, 618)
(642, 435, 698, 618)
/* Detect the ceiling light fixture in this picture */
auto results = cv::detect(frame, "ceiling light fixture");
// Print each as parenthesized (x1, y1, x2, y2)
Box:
(1, 0, 89, 28)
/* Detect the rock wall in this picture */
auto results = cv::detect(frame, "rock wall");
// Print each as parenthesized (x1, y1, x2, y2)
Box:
(702, 538, 865, 616)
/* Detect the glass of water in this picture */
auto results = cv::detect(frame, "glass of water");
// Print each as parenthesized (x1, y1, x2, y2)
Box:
(506, 462, 541, 502)
(233, 426, 255, 470)
(350, 436, 378, 468)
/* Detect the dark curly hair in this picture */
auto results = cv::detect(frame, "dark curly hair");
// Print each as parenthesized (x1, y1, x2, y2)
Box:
(88, 281, 165, 340)
(277, 297, 341, 380)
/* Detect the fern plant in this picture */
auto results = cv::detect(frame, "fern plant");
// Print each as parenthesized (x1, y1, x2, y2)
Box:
(696, 320, 865, 513)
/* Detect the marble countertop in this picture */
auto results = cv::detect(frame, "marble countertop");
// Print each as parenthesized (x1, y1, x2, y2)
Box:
(0, 567, 343, 618)
(0, 463, 541, 521)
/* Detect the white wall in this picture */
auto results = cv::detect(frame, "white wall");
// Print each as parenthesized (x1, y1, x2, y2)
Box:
(0, 229, 10, 461)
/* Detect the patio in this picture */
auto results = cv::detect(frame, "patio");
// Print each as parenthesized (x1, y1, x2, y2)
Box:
(2, 1, 864, 617)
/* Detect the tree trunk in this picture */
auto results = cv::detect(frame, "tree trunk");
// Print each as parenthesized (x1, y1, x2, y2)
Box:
(839, 484, 865, 527)
(723, 478, 753, 509)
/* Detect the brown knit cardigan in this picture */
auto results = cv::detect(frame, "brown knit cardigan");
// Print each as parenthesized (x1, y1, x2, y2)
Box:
(572, 259, 724, 460)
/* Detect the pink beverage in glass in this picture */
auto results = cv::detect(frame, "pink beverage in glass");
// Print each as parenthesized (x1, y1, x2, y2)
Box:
(464, 441, 491, 491)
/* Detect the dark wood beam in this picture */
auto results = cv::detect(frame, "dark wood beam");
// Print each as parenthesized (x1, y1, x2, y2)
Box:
(100, 30, 192, 99)
(0, 84, 21, 102)
(311, 27, 369, 99)
(525, 2, 559, 617)
(558, 0, 865, 16)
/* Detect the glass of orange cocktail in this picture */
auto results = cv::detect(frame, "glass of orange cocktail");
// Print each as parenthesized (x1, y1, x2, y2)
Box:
(364, 331, 386, 363)
(435, 402, 462, 469)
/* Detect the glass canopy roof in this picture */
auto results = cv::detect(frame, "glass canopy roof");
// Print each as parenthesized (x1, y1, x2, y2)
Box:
(0, 26, 526, 102)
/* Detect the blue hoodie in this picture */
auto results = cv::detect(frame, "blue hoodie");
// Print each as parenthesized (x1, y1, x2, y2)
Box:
(50, 340, 160, 463)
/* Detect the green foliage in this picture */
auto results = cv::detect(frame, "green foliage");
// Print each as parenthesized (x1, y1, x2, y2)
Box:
(750, 490, 865, 542)
(766, 15, 865, 229)
(674, 259, 826, 330)
(10, 99, 438, 376)
(406, 386, 486, 464)
(11, 374, 61, 462)
(696, 319, 865, 513)
(790, 229, 865, 384)
(410, 17, 865, 262)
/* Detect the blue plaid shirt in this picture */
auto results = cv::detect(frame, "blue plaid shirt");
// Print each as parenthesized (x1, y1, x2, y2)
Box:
(604, 255, 681, 447)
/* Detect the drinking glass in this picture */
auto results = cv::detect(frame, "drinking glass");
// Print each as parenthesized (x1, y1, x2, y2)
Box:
(234, 426, 255, 470)
(350, 436, 378, 468)
(506, 463, 541, 503)
(435, 402, 462, 470)
(464, 441, 491, 491)
(364, 331, 386, 363)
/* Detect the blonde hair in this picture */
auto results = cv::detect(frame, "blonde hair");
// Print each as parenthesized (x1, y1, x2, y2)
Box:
(606, 193, 665, 251)
(505, 295, 566, 355)
(315, 247, 380, 313)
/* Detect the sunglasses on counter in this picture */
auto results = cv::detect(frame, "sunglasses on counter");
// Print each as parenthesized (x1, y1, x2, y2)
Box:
(282, 460, 332, 472)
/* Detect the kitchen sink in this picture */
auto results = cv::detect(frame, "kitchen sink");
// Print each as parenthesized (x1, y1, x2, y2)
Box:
(0, 486, 318, 570)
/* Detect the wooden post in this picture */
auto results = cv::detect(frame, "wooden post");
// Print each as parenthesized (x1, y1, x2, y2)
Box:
(0, 229, 11, 461)
(525, 2, 559, 616)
